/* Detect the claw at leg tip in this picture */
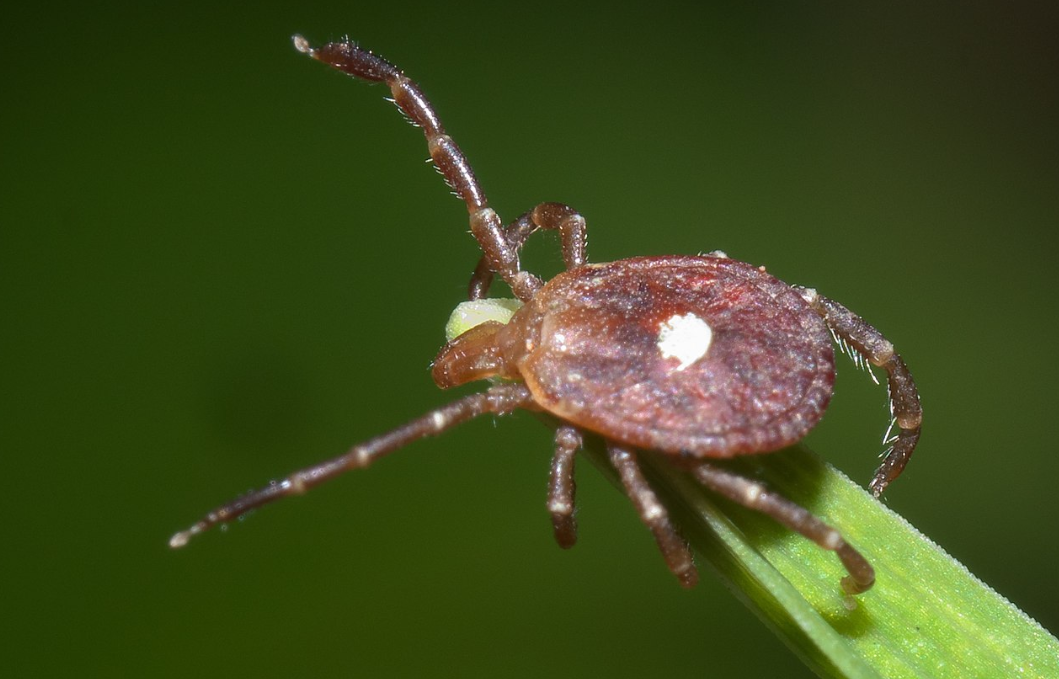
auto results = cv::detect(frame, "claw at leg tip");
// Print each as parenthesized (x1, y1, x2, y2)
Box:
(292, 34, 313, 55)
(841, 574, 874, 596)
(168, 522, 205, 549)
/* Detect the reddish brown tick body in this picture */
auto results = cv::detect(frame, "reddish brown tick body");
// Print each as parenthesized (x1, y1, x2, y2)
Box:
(435, 256, 835, 457)
(171, 36, 923, 596)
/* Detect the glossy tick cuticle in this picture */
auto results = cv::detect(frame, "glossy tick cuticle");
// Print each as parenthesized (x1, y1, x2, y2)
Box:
(171, 34, 923, 596)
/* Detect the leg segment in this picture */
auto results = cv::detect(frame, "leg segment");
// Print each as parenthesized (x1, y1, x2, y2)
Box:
(170, 383, 534, 548)
(547, 425, 582, 549)
(468, 202, 588, 300)
(294, 36, 541, 301)
(691, 462, 875, 595)
(607, 443, 698, 588)
(468, 212, 534, 300)
(798, 287, 922, 497)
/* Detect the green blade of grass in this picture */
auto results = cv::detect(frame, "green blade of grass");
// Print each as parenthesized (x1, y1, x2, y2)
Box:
(580, 439, 1059, 679)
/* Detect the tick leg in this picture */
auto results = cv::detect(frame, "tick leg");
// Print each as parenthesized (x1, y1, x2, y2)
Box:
(170, 383, 534, 549)
(799, 288, 922, 497)
(294, 36, 542, 301)
(691, 462, 875, 595)
(608, 443, 698, 588)
(468, 212, 534, 300)
(534, 202, 588, 270)
(547, 425, 582, 549)
(468, 203, 588, 300)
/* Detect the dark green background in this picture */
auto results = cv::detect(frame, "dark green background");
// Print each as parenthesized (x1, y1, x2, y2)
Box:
(4, 2, 1057, 677)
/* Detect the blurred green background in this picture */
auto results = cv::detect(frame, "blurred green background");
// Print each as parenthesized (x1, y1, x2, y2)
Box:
(4, 2, 1057, 677)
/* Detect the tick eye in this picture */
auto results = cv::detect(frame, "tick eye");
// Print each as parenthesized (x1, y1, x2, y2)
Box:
(657, 312, 714, 371)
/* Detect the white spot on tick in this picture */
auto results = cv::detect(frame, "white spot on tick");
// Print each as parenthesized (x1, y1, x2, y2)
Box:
(657, 313, 713, 371)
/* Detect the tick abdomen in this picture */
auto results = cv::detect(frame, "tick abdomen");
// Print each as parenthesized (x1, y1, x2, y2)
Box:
(506, 256, 836, 456)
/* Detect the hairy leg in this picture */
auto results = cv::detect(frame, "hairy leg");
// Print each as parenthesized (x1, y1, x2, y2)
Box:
(295, 36, 543, 300)
(798, 287, 922, 496)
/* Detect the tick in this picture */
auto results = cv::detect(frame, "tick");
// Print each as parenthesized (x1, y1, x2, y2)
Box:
(171, 35, 922, 595)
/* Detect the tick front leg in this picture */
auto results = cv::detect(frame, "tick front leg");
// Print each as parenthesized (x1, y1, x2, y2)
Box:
(468, 212, 534, 300)
(293, 36, 541, 302)
(468, 202, 588, 300)
(547, 425, 582, 549)
(532, 202, 587, 271)
(608, 443, 698, 588)
(799, 287, 923, 497)
(691, 462, 875, 595)
(170, 383, 534, 548)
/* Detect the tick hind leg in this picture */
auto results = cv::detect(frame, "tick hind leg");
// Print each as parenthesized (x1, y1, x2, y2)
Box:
(608, 442, 698, 588)
(798, 288, 923, 496)
(691, 462, 875, 594)
(468, 202, 587, 300)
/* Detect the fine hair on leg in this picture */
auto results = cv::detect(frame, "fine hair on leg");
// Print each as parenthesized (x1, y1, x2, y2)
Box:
(797, 286, 922, 496)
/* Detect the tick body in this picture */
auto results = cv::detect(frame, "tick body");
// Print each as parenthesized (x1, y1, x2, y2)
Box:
(437, 256, 836, 457)
(171, 36, 923, 596)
